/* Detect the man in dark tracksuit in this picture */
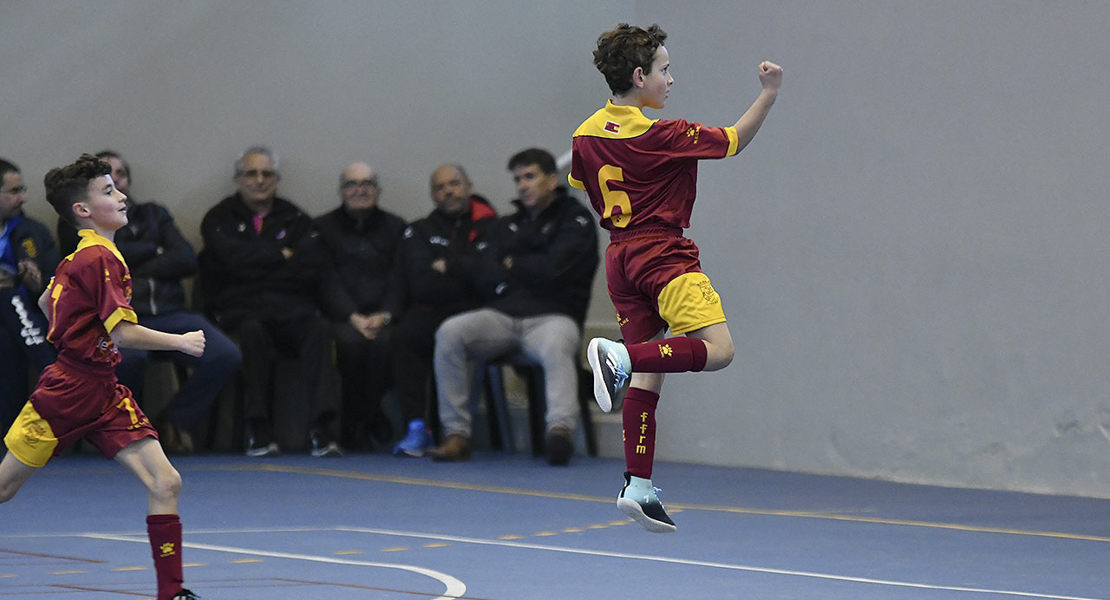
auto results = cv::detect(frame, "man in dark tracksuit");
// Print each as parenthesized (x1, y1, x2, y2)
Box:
(314, 162, 406, 451)
(389, 164, 497, 457)
(429, 149, 599, 465)
(0, 158, 58, 434)
(58, 151, 241, 453)
(199, 146, 339, 458)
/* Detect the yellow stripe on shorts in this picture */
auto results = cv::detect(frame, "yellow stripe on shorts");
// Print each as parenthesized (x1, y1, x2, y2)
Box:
(3, 402, 58, 468)
(657, 272, 727, 335)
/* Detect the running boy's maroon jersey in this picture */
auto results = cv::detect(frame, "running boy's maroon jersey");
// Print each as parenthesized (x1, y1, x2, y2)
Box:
(45, 229, 137, 371)
(569, 101, 739, 233)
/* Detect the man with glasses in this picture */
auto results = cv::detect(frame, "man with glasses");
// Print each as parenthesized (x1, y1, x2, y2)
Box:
(199, 146, 341, 457)
(0, 158, 59, 433)
(313, 162, 406, 451)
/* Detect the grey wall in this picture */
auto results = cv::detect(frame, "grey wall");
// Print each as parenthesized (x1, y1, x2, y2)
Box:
(4, 1, 1109, 497)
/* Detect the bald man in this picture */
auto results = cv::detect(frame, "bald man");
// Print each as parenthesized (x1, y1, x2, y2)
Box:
(313, 162, 407, 452)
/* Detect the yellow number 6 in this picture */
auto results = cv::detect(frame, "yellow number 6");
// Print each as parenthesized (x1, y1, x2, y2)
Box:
(598, 164, 632, 228)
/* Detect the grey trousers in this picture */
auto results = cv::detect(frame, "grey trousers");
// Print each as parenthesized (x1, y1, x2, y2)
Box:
(433, 308, 581, 438)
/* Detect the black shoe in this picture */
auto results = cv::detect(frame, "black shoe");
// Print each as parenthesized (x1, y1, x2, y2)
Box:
(245, 422, 279, 458)
(545, 426, 574, 466)
(172, 588, 203, 599)
(310, 427, 342, 458)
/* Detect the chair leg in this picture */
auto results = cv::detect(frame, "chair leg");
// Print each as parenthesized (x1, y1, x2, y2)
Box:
(578, 367, 598, 457)
(526, 366, 546, 457)
(486, 364, 515, 453)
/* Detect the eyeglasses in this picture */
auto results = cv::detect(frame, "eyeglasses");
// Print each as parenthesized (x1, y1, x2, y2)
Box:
(341, 179, 379, 191)
(1, 185, 27, 196)
(238, 169, 277, 180)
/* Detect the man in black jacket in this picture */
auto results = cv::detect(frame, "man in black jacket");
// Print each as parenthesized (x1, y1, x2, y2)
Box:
(389, 164, 497, 457)
(428, 149, 599, 465)
(0, 158, 58, 433)
(199, 146, 340, 458)
(57, 151, 241, 454)
(314, 162, 406, 451)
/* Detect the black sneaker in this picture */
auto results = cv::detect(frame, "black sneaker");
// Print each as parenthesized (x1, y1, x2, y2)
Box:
(310, 427, 342, 458)
(245, 422, 279, 458)
(172, 588, 203, 599)
(616, 471, 677, 533)
(544, 426, 574, 466)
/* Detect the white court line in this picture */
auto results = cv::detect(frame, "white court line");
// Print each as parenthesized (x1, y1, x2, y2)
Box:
(339, 525, 1107, 600)
(79, 532, 466, 600)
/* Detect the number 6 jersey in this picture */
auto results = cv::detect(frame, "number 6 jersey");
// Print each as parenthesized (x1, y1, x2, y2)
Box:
(569, 100, 739, 235)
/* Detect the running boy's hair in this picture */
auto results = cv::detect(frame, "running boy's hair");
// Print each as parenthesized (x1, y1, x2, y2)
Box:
(593, 23, 668, 96)
(44, 154, 112, 226)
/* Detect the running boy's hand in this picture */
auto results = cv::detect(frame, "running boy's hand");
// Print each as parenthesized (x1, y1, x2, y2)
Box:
(758, 61, 783, 92)
(179, 330, 206, 357)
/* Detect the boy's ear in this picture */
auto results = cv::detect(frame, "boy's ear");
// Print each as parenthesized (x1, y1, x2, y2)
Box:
(631, 66, 645, 90)
(72, 202, 90, 220)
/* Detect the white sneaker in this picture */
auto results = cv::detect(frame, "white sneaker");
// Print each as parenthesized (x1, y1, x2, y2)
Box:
(587, 338, 631, 413)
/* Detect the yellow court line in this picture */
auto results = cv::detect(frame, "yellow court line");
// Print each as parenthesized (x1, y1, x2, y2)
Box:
(217, 463, 1110, 543)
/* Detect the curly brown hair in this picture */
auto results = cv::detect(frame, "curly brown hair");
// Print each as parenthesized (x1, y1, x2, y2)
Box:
(44, 153, 112, 226)
(593, 23, 667, 96)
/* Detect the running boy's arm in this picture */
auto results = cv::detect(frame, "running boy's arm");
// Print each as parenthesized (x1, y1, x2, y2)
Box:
(110, 321, 206, 357)
(732, 61, 783, 153)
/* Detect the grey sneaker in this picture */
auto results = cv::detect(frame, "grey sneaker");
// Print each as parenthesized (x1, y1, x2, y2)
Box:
(587, 338, 631, 413)
(616, 471, 676, 533)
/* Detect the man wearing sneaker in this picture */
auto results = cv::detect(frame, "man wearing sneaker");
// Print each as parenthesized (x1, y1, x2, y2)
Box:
(428, 148, 598, 466)
(571, 24, 782, 531)
(390, 164, 496, 457)
(314, 162, 406, 452)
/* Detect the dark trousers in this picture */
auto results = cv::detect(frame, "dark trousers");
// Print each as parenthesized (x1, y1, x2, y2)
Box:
(332, 322, 392, 446)
(391, 307, 454, 424)
(114, 311, 242, 432)
(0, 289, 55, 433)
(235, 315, 340, 428)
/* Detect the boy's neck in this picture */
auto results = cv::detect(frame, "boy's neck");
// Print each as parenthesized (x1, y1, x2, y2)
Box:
(610, 93, 647, 110)
(78, 224, 118, 242)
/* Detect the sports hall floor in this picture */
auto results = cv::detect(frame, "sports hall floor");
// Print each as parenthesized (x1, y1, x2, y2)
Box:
(1, 451, 1107, 600)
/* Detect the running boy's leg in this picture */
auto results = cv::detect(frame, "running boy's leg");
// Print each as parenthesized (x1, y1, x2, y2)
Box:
(115, 437, 189, 600)
(0, 451, 37, 503)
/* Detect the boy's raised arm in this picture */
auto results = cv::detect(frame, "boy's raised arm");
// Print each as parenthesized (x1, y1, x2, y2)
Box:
(732, 61, 783, 153)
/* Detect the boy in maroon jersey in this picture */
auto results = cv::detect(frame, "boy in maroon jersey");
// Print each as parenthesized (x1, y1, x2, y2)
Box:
(0, 155, 208, 599)
(570, 23, 782, 532)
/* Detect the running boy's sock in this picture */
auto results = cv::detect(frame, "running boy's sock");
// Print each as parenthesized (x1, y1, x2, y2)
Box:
(146, 514, 184, 600)
(623, 387, 660, 479)
(627, 337, 708, 373)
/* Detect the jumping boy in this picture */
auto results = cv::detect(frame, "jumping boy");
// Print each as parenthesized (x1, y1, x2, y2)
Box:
(570, 24, 782, 533)
(0, 154, 207, 599)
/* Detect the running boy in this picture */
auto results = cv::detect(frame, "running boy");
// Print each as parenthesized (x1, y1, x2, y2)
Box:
(0, 155, 207, 600)
(570, 24, 782, 532)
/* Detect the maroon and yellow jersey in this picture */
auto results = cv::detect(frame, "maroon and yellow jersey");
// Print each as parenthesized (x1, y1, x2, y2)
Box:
(44, 229, 136, 372)
(569, 101, 739, 234)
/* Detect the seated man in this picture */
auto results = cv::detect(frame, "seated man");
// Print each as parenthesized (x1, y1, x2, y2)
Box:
(314, 162, 406, 451)
(390, 164, 496, 457)
(0, 158, 58, 433)
(57, 151, 241, 453)
(429, 148, 599, 465)
(199, 146, 340, 458)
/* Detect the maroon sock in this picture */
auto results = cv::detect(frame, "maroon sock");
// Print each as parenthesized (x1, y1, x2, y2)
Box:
(147, 514, 184, 600)
(623, 387, 660, 479)
(627, 337, 708, 373)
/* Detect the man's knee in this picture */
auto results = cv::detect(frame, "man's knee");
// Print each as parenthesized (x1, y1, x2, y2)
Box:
(703, 338, 734, 371)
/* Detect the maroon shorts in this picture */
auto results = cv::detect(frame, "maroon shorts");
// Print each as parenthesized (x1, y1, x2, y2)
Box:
(604, 233, 726, 344)
(4, 356, 156, 467)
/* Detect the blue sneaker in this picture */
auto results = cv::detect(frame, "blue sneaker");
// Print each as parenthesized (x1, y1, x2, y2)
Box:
(617, 471, 677, 533)
(393, 419, 433, 457)
(587, 338, 631, 413)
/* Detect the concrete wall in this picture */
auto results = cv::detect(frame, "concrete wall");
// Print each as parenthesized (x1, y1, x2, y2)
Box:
(4, 1, 1109, 496)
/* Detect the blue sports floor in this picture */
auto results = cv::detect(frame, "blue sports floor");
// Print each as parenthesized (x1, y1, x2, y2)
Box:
(1, 452, 1108, 599)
